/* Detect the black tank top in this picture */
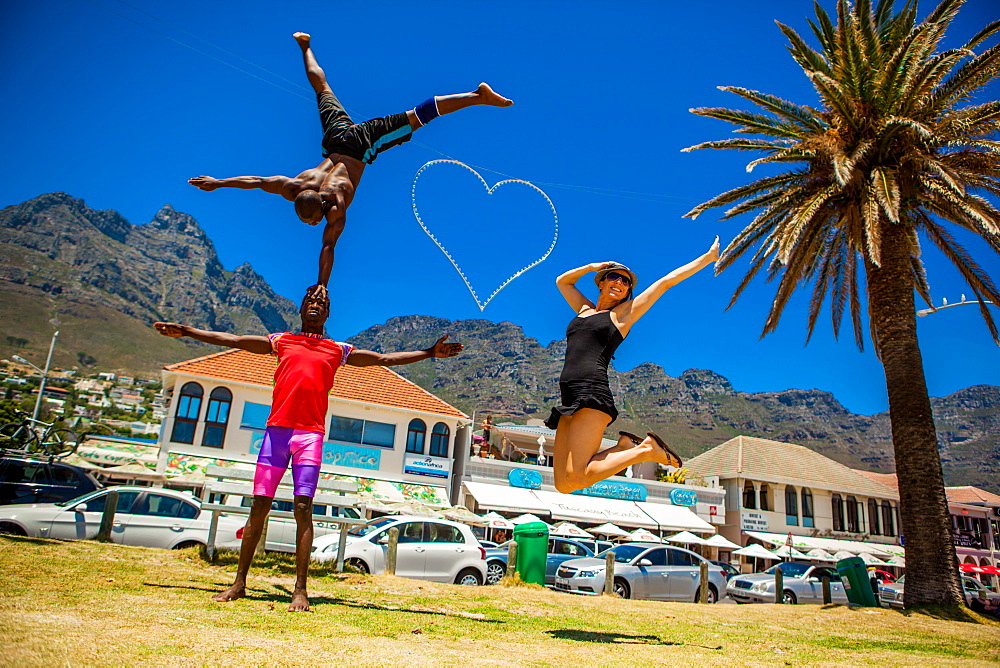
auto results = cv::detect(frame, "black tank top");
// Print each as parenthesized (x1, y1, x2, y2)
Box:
(559, 311, 625, 384)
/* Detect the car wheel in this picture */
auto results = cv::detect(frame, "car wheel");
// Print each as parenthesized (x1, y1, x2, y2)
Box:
(485, 560, 506, 585)
(782, 590, 797, 605)
(696, 585, 718, 604)
(454, 568, 483, 586)
(172, 541, 202, 550)
(0, 522, 26, 536)
(613, 578, 631, 599)
(345, 558, 369, 574)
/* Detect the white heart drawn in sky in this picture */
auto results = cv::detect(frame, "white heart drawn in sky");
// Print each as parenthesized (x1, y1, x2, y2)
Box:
(411, 159, 559, 311)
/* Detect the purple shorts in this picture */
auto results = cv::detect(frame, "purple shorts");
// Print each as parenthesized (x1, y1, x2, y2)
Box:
(253, 426, 323, 498)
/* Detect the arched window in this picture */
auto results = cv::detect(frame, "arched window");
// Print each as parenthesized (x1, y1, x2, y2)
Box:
(202, 387, 232, 448)
(882, 501, 895, 536)
(846, 496, 859, 532)
(759, 484, 771, 511)
(868, 499, 881, 535)
(170, 382, 203, 444)
(429, 422, 450, 458)
(785, 486, 798, 526)
(801, 488, 814, 528)
(742, 481, 756, 510)
(405, 419, 426, 454)
(832, 494, 844, 531)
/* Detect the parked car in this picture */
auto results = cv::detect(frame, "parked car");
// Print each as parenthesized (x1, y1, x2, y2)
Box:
(217, 495, 363, 553)
(0, 486, 244, 550)
(727, 562, 850, 604)
(711, 559, 741, 581)
(478, 540, 499, 549)
(574, 538, 614, 555)
(311, 516, 487, 585)
(868, 568, 896, 584)
(879, 575, 1000, 609)
(483, 536, 595, 585)
(554, 542, 728, 603)
(0, 453, 102, 506)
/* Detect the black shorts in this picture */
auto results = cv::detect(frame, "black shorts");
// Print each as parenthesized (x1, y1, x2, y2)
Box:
(543, 379, 618, 429)
(317, 90, 413, 165)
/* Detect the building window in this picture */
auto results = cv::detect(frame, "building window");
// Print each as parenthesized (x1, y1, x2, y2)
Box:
(742, 481, 756, 510)
(329, 415, 396, 449)
(429, 422, 450, 458)
(170, 382, 203, 444)
(759, 484, 771, 511)
(868, 499, 881, 535)
(202, 387, 232, 448)
(240, 402, 270, 430)
(406, 419, 426, 454)
(785, 486, 798, 526)
(832, 494, 844, 531)
(882, 501, 896, 537)
(846, 496, 859, 532)
(801, 488, 814, 528)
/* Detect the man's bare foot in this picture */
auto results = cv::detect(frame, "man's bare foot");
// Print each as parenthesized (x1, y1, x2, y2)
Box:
(211, 583, 245, 602)
(475, 83, 514, 107)
(288, 588, 311, 612)
(293, 32, 311, 47)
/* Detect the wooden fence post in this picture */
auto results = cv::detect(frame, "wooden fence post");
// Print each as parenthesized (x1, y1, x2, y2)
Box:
(603, 550, 616, 596)
(822, 576, 832, 604)
(95, 490, 119, 543)
(699, 561, 710, 603)
(386, 527, 399, 575)
(775, 566, 784, 604)
(505, 542, 518, 579)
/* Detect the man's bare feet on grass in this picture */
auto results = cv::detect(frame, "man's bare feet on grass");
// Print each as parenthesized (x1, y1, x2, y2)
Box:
(211, 583, 246, 602)
(288, 587, 311, 612)
(474, 83, 514, 106)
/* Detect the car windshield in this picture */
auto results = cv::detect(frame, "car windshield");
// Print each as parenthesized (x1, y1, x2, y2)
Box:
(763, 562, 811, 578)
(596, 545, 647, 564)
(55, 488, 111, 507)
(348, 517, 397, 537)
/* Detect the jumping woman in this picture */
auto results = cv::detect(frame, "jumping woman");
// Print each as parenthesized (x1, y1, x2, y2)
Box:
(546, 237, 720, 494)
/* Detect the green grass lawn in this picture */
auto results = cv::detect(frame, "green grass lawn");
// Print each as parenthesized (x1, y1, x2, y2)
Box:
(1, 536, 997, 666)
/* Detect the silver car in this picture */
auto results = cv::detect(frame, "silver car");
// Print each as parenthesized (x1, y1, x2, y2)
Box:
(554, 542, 729, 603)
(0, 486, 244, 550)
(727, 562, 849, 604)
(880, 575, 1000, 609)
(312, 516, 487, 585)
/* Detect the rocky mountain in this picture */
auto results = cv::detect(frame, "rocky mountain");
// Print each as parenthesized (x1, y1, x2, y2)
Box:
(1, 193, 996, 493)
(0, 193, 299, 372)
(347, 315, 1000, 494)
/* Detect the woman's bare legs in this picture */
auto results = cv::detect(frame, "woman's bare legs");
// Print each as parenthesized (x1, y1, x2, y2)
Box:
(552, 408, 676, 494)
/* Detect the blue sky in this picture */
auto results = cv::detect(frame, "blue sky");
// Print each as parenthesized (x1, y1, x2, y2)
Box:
(1, 0, 997, 416)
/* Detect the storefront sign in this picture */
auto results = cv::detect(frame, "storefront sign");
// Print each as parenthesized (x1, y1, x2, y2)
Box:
(741, 511, 769, 531)
(572, 479, 647, 502)
(323, 442, 381, 471)
(508, 468, 543, 489)
(403, 455, 450, 479)
(669, 488, 698, 506)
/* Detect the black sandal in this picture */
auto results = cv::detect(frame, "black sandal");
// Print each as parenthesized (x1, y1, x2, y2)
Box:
(646, 431, 683, 468)
(618, 431, 643, 445)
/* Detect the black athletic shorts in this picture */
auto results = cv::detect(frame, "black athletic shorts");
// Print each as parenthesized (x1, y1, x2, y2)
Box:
(317, 90, 413, 165)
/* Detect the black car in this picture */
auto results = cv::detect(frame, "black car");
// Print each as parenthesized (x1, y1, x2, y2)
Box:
(711, 559, 740, 580)
(0, 454, 102, 506)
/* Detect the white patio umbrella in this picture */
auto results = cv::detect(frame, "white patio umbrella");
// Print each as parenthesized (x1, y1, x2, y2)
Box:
(390, 500, 445, 519)
(482, 511, 515, 530)
(509, 513, 550, 527)
(832, 550, 856, 562)
(857, 553, 888, 566)
(732, 544, 780, 560)
(625, 528, 660, 543)
(442, 506, 488, 526)
(805, 548, 836, 562)
(550, 522, 594, 538)
(665, 531, 708, 545)
(589, 522, 630, 537)
(885, 554, 905, 567)
(703, 534, 741, 550)
(769, 545, 808, 560)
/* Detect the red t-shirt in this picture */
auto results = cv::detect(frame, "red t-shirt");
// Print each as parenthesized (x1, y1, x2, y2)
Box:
(266, 332, 354, 434)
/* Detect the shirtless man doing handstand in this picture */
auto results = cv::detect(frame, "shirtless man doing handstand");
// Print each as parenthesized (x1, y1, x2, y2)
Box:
(190, 32, 513, 287)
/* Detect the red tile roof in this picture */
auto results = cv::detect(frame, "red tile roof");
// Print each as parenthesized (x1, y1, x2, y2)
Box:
(852, 469, 899, 491)
(164, 348, 466, 419)
(945, 486, 1000, 505)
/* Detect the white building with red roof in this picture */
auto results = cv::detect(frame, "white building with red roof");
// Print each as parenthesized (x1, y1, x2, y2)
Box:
(154, 348, 470, 506)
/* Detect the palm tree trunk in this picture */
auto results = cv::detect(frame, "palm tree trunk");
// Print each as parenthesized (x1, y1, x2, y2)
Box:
(866, 224, 963, 607)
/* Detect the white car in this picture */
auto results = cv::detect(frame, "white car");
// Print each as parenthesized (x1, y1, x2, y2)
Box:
(727, 562, 850, 604)
(216, 495, 364, 553)
(312, 515, 487, 585)
(0, 486, 244, 551)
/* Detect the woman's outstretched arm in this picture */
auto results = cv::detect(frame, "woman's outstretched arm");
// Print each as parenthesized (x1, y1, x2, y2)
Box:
(619, 237, 720, 326)
(555, 261, 614, 313)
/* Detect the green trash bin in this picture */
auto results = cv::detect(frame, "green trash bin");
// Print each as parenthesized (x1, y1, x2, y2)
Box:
(836, 556, 878, 607)
(513, 521, 549, 585)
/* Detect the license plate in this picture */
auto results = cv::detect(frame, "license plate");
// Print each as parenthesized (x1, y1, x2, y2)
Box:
(555, 577, 569, 588)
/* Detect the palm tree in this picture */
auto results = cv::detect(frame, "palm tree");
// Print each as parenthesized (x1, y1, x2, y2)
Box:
(683, 0, 999, 608)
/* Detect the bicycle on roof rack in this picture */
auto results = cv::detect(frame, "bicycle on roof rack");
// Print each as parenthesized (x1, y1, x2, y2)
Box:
(0, 411, 87, 459)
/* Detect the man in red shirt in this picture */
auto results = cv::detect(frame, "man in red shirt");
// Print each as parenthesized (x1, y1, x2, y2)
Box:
(154, 285, 462, 611)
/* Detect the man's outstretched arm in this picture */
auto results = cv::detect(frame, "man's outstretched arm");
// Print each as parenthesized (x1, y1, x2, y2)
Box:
(154, 322, 273, 355)
(347, 335, 462, 367)
(189, 175, 290, 195)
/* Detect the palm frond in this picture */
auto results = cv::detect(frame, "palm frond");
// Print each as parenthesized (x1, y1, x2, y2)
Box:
(777, 21, 833, 76)
(872, 167, 901, 222)
(688, 107, 807, 139)
(718, 86, 827, 131)
(680, 138, 793, 153)
(682, 172, 803, 219)
(966, 18, 1000, 50)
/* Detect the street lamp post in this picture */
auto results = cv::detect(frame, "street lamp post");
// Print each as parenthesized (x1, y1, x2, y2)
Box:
(13, 330, 60, 422)
(917, 295, 997, 317)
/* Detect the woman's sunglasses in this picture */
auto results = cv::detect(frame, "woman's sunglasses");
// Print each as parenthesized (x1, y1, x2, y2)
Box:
(604, 271, 632, 287)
